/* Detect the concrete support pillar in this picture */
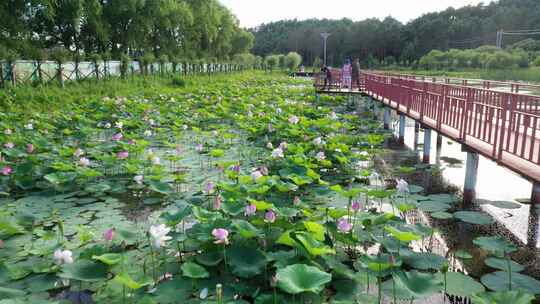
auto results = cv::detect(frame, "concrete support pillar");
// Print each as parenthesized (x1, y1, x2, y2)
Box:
(398, 114, 405, 145)
(414, 122, 420, 150)
(527, 182, 540, 249)
(436, 133, 443, 147)
(463, 150, 479, 206)
(383, 108, 391, 130)
(436, 134, 443, 165)
(423, 127, 432, 163)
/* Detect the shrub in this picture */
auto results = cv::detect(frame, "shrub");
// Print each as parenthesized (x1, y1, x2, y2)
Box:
(284, 52, 302, 70)
(264, 55, 279, 70)
(50, 47, 71, 64)
(171, 76, 185, 87)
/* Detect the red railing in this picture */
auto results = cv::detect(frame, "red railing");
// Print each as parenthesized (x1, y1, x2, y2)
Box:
(317, 71, 540, 181)
(375, 71, 540, 95)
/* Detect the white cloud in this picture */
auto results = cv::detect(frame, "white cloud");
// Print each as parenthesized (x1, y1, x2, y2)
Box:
(220, 0, 487, 28)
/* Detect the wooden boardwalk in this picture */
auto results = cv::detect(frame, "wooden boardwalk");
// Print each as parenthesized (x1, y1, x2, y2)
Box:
(315, 72, 540, 183)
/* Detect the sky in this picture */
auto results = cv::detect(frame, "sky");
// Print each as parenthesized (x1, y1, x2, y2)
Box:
(219, 0, 488, 28)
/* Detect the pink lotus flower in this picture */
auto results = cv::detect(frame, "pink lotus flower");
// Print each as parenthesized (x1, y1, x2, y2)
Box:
(112, 133, 123, 141)
(245, 204, 256, 216)
(117, 151, 129, 159)
(265, 210, 276, 223)
(271, 148, 284, 159)
(259, 166, 269, 176)
(251, 170, 263, 182)
(288, 115, 299, 124)
(78, 157, 90, 167)
(278, 142, 288, 150)
(316, 151, 326, 161)
(268, 123, 275, 132)
(293, 196, 301, 205)
(4, 142, 14, 149)
(196, 144, 204, 152)
(232, 164, 240, 173)
(26, 144, 34, 154)
(351, 201, 361, 212)
(337, 218, 352, 233)
(134, 175, 144, 185)
(1, 166, 12, 176)
(214, 196, 222, 210)
(74, 148, 84, 157)
(103, 228, 115, 242)
(266, 142, 274, 149)
(205, 181, 215, 194)
(212, 228, 229, 245)
(3, 129, 12, 135)
(128, 139, 136, 145)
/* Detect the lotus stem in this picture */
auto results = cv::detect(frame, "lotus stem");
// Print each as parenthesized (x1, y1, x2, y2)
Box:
(216, 283, 223, 304)
(148, 236, 157, 282)
(506, 251, 512, 291)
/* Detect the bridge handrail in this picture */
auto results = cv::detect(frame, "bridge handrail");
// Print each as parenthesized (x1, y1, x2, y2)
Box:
(370, 70, 540, 94)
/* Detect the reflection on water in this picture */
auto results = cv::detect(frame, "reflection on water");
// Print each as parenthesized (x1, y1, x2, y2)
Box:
(389, 113, 538, 246)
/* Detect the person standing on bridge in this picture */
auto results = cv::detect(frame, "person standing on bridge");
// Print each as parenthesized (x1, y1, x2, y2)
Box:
(321, 65, 332, 90)
(341, 59, 352, 90)
(352, 58, 361, 90)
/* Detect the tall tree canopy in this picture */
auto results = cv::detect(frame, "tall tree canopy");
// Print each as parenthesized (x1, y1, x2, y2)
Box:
(251, 0, 540, 66)
(0, 0, 254, 60)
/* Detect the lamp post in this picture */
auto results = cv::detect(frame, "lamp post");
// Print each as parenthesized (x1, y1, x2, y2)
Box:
(320, 32, 331, 66)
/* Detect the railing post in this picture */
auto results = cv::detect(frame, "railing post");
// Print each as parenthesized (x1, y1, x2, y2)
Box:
(459, 88, 472, 141)
(436, 85, 446, 130)
(496, 93, 514, 160)
(420, 82, 427, 122)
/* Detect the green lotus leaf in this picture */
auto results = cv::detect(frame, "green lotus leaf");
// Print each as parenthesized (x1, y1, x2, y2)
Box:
(233, 219, 261, 239)
(473, 236, 517, 255)
(417, 201, 451, 213)
(227, 245, 267, 278)
(114, 272, 153, 289)
(442, 271, 485, 297)
(481, 271, 540, 294)
(471, 290, 535, 304)
(58, 260, 108, 282)
(401, 251, 447, 270)
(408, 184, 424, 194)
(0, 286, 26, 299)
(485, 257, 524, 272)
(92, 253, 123, 265)
(209, 149, 225, 157)
(147, 180, 172, 195)
(392, 270, 442, 299)
(291, 231, 335, 256)
(303, 221, 325, 241)
(195, 250, 223, 267)
(276, 264, 332, 294)
(385, 226, 422, 242)
(454, 211, 493, 225)
(181, 262, 209, 279)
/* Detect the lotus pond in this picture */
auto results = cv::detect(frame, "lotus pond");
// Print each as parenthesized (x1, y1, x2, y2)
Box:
(1, 72, 539, 303)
